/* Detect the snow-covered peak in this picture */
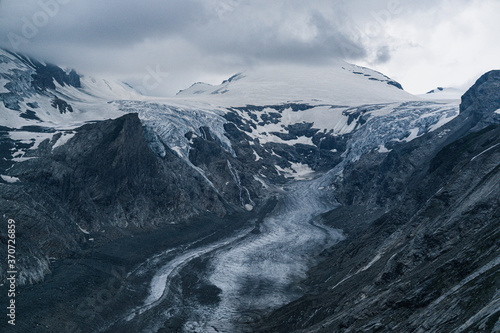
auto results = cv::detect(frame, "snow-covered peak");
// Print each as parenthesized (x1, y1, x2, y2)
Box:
(419, 86, 464, 100)
(0, 48, 142, 130)
(0, 48, 140, 100)
(177, 82, 217, 96)
(57, 74, 141, 101)
(175, 62, 416, 106)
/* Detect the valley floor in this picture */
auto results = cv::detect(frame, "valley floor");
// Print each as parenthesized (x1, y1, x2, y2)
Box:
(9, 174, 344, 332)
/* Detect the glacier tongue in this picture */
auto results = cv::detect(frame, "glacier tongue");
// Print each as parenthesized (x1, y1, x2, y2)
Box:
(182, 173, 343, 332)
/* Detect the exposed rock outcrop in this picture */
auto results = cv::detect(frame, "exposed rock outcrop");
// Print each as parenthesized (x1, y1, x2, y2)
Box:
(0, 113, 230, 284)
(460, 70, 500, 131)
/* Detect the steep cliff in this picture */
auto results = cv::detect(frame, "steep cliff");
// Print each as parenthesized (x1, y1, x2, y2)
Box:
(0, 113, 231, 284)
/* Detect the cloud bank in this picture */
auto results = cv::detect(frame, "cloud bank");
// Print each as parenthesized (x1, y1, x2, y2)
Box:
(0, 0, 498, 95)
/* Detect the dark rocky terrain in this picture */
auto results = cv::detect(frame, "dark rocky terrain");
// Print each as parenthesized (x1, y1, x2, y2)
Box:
(0, 113, 234, 285)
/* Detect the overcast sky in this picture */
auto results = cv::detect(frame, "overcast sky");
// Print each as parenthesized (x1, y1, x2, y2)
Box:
(0, 0, 498, 96)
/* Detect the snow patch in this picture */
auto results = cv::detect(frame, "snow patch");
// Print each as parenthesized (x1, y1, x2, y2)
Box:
(9, 132, 53, 150)
(52, 132, 75, 149)
(378, 145, 391, 153)
(76, 223, 90, 235)
(403, 128, 420, 142)
(253, 150, 262, 161)
(279, 106, 353, 135)
(1, 175, 20, 183)
(11, 157, 36, 162)
(290, 162, 315, 180)
(0, 77, 10, 93)
(359, 253, 382, 272)
(275, 162, 315, 180)
(471, 143, 500, 161)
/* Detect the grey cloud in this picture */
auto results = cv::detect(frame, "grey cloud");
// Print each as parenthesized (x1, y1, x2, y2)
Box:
(0, 0, 368, 61)
(0, 0, 375, 95)
(188, 1, 367, 63)
(1, 0, 209, 47)
(374, 45, 390, 64)
(0, 0, 480, 96)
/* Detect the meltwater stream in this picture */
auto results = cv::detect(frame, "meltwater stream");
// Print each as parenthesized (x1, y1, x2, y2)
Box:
(117, 172, 343, 332)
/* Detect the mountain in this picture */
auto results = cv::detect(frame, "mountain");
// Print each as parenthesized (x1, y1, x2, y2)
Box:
(420, 86, 464, 100)
(0, 49, 498, 332)
(176, 63, 411, 105)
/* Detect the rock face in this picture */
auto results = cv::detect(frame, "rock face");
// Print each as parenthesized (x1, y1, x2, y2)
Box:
(0, 50, 80, 112)
(254, 72, 500, 332)
(0, 113, 230, 284)
(460, 70, 500, 131)
(30, 60, 81, 91)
